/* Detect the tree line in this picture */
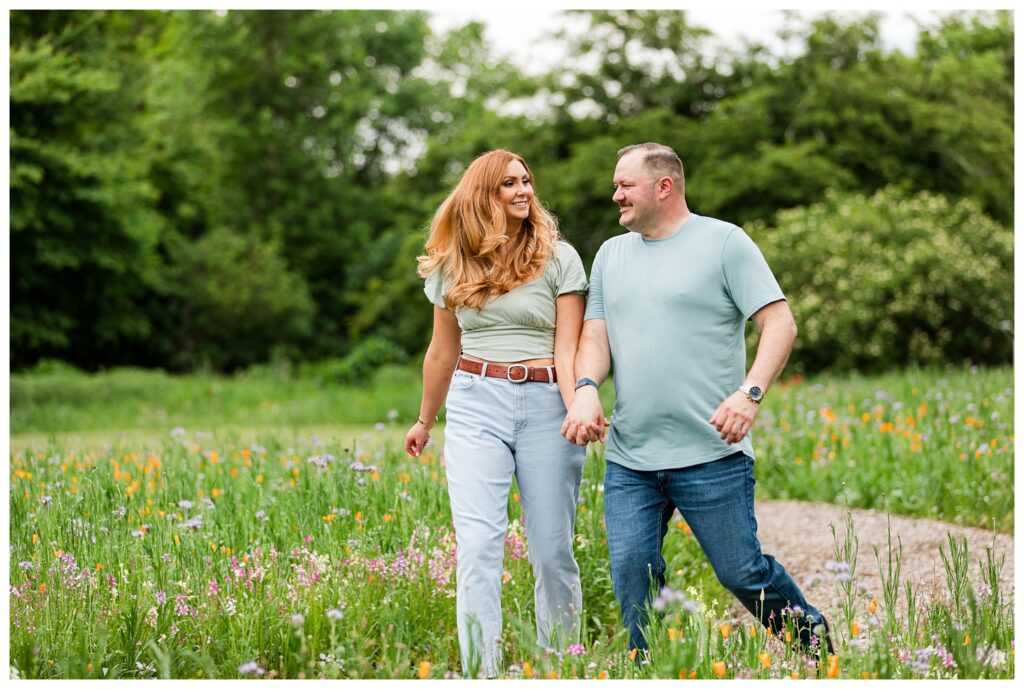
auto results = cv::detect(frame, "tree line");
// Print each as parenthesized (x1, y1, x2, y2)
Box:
(9, 10, 1014, 375)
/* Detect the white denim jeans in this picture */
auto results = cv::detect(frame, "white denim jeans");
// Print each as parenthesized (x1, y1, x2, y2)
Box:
(443, 368, 585, 677)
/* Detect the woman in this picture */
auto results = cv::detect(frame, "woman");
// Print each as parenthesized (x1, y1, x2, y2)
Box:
(404, 150, 588, 678)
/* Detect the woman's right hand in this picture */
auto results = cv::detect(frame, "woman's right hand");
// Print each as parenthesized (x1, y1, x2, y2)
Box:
(405, 421, 431, 457)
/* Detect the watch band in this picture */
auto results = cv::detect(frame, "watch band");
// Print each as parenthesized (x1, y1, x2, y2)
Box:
(574, 377, 599, 391)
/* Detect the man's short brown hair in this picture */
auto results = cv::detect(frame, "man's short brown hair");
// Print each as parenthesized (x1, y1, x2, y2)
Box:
(618, 142, 685, 193)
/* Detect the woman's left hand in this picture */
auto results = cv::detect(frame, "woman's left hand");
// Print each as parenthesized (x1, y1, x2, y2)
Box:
(405, 422, 431, 457)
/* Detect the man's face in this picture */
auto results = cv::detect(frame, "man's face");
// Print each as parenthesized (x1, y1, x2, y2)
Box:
(612, 152, 658, 232)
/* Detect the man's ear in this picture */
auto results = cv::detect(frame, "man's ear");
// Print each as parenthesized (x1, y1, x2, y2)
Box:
(658, 176, 674, 199)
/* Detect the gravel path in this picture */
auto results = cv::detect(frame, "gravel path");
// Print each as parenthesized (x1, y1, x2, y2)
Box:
(726, 500, 1015, 622)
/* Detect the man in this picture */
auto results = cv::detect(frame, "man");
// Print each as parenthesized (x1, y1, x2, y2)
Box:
(562, 142, 831, 655)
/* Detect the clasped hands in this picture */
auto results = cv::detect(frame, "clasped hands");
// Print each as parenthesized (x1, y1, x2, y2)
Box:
(560, 388, 610, 446)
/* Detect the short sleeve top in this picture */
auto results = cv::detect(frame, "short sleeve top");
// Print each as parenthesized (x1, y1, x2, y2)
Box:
(424, 240, 588, 361)
(584, 214, 784, 470)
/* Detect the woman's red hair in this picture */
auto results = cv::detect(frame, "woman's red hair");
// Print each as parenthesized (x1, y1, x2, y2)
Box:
(418, 150, 559, 310)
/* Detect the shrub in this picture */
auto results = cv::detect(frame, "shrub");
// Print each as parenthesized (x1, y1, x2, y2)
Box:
(753, 187, 1012, 374)
(301, 338, 409, 386)
(166, 228, 314, 371)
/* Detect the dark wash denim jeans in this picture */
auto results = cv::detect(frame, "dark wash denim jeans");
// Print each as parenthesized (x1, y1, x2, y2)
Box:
(603, 452, 824, 652)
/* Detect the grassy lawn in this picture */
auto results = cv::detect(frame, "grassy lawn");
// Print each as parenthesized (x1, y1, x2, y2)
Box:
(9, 423, 422, 456)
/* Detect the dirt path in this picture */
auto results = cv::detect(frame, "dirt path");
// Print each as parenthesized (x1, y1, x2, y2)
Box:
(728, 500, 1015, 622)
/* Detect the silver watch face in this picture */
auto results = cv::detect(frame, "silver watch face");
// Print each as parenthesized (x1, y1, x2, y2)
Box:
(748, 386, 763, 402)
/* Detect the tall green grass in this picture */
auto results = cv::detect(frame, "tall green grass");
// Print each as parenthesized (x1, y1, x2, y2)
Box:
(9, 430, 1013, 678)
(11, 364, 1012, 530)
(8, 364, 1014, 678)
(9, 432, 722, 679)
(753, 366, 1013, 530)
(9, 363, 426, 434)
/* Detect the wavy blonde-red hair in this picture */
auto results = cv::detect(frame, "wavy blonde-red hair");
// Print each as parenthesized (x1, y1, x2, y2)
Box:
(418, 150, 560, 310)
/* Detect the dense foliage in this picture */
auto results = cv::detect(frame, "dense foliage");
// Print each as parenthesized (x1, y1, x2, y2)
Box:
(756, 187, 1013, 373)
(9, 10, 1014, 373)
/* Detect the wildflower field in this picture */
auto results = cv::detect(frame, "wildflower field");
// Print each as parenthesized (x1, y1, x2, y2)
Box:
(7, 366, 1014, 678)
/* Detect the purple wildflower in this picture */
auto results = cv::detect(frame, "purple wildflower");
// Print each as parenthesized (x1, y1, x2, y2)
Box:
(238, 661, 265, 676)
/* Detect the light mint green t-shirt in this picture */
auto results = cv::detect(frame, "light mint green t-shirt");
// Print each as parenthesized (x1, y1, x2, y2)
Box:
(584, 214, 784, 470)
(424, 241, 588, 362)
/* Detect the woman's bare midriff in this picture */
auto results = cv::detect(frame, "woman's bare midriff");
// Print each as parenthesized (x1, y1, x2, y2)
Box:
(460, 354, 554, 367)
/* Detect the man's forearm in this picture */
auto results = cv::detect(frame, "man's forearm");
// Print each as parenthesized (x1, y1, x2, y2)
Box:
(746, 308, 797, 392)
(561, 319, 612, 445)
(575, 321, 611, 385)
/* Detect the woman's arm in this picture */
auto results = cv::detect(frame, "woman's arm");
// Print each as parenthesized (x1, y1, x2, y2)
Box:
(405, 306, 462, 457)
(553, 293, 586, 410)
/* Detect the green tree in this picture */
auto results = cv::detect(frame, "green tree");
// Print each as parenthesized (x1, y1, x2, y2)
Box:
(346, 21, 543, 357)
(165, 228, 314, 370)
(10, 11, 169, 369)
(543, 10, 1013, 256)
(163, 10, 454, 360)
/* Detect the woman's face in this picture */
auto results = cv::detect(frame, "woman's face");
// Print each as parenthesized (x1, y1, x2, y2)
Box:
(498, 159, 533, 227)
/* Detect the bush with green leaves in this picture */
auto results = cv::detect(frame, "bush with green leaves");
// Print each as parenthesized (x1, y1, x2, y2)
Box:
(300, 338, 410, 386)
(167, 228, 315, 371)
(753, 186, 1012, 374)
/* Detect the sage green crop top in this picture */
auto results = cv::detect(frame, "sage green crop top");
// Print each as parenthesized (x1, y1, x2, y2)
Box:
(423, 241, 588, 362)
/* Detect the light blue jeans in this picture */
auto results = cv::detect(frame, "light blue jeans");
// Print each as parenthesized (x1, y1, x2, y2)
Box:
(443, 368, 586, 677)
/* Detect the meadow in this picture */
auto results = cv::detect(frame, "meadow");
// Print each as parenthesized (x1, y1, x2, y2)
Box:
(7, 365, 1014, 678)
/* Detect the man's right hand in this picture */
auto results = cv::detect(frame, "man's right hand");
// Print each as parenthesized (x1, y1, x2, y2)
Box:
(561, 387, 611, 446)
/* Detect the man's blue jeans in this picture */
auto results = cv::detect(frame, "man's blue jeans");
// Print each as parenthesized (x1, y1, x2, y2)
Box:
(603, 452, 824, 652)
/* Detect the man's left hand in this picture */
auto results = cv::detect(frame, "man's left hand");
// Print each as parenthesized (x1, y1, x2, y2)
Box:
(709, 391, 759, 444)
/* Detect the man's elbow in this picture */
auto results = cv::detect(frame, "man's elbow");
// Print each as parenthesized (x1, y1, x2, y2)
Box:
(785, 313, 798, 343)
(762, 303, 797, 343)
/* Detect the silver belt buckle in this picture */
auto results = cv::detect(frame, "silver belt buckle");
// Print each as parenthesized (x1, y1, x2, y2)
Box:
(506, 364, 529, 383)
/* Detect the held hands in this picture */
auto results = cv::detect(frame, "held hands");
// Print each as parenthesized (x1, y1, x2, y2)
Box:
(709, 390, 759, 445)
(405, 420, 431, 457)
(560, 388, 611, 446)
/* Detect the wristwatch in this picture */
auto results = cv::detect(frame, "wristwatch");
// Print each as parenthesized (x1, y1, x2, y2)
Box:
(739, 384, 764, 404)
(575, 377, 599, 391)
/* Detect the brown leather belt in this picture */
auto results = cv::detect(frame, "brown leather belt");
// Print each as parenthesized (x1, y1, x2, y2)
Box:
(457, 357, 557, 383)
